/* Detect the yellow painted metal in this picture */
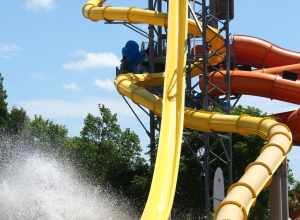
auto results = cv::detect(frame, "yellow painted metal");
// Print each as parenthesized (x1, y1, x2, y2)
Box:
(83, 1, 293, 220)
(140, 1, 188, 218)
(82, 0, 225, 65)
(115, 73, 293, 220)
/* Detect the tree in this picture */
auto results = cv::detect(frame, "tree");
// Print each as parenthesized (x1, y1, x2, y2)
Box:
(28, 115, 68, 152)
(0, 74, 28, 135)
(289, 180, 300, 219)
(0, 73, 8, 128)
(68, 104, 149, 209)
(7, 107, 28, 135)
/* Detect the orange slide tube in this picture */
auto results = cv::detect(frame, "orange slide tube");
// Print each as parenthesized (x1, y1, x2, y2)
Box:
(204, 35, 300, 145)
(259, 63, 300, 75)
(205, 69, 300, 105)
(274, 109, 300, 146)
(203, 69, 300, 145)
(232, 35, 300, 68)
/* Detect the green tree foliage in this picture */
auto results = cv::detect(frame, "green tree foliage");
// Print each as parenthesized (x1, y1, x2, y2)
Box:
(0, 72, 299, 217)
(174, 130, 204, 216)
(28, 115, 68, 151)
(289, 181, 300, 217)
(68, 104, 149, 209)
(7, 107, 28, 134)
(0, 74, 29, 135)
(0, 73, 8, 127)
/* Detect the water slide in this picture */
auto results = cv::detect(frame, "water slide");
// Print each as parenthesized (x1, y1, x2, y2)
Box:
(204, 36, 300, 145)
(233, 35, 300, 147)
(232, 35, 300, 68)
(83, 1, 293, 219)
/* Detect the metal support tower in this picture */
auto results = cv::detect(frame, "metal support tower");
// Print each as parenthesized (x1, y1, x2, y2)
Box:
(117, 1, 289, 218)
(115, 1, 166, 167)
(148, 0, 166, 166)
(270, 160, 289, 220)
(187, 0, 235, 218)
(121, 0, 236, 218)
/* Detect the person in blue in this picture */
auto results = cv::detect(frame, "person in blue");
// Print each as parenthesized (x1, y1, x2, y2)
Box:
(121, 40, 145, 73)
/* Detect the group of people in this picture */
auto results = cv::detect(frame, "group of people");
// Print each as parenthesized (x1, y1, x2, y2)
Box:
(119, 40, 205, 74)
(120, 40, 150, 74)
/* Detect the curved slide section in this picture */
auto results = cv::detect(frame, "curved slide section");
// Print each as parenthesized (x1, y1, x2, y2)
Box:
(232, 35, 300, 68)
(82, 0, 225, 65)
(204, 69, 300, 145)
(83, 1, 293, 220)
(205, 35, 300, 146)
(115, 72, 292, 219)
(275, 109, 300, 146)
(205, 68, 300, 105)
(205, 40, 300, 145)
(258, 63, 300, 75)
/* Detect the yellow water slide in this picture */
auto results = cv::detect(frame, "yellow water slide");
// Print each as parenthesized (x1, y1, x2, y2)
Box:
(139, 0, 188, 219)
(82, 1, 293, 219)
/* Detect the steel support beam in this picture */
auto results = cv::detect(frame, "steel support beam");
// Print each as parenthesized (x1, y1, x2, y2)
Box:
(148, 0, 164, 167)
(271, 169, 283, 220)
(270, 160, 289, 220)
(281, 160, 289, 220)
(198, 0, 233, 218)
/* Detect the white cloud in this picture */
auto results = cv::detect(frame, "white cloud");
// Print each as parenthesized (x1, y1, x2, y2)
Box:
(63, 83, 81, 92)
(63, 50, 120, 71)
(0, 43, 21, 59)
(24, 0, 55, 10)
(94, 79, 115, 91)
(19, 97, 131, 119)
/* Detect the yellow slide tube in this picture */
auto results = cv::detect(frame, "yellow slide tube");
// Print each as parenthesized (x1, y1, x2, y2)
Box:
(83, 1, 293, 219)
(115, 73, 292, 219)
(140, 0, 188, 218)
(82, 0, 225, 65)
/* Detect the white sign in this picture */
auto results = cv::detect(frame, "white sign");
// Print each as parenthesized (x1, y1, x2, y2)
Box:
(213, 167, 225, 210)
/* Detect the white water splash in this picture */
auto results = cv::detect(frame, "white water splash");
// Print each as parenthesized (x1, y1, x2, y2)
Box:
(0, 151, 136, 220)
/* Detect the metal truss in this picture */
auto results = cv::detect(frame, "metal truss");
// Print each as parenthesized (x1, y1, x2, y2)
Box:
(116, 0, 235, 218)
(186, 0, 235, 218)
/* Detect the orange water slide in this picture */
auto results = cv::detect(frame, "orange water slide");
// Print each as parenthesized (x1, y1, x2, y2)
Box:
(204, 69, 300, 145)
(274, 109, 300, 146)
(203, 35, 300, 145)
(232, 35, 300, 68)
(206, 69, 300, 105)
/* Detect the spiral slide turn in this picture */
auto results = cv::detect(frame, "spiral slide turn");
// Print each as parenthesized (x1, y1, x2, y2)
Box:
(83, 1, 294, 219)
(207, 35, 300, 145)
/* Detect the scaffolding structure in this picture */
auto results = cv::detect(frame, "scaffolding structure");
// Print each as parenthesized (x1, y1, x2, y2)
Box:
(119, 0, 236, 218)
(187, 0, 235, 218)
(148, 0, 166, 165)
(86, 0, 292, 219)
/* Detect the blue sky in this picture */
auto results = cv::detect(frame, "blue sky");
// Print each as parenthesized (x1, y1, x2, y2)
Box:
(1, 0, 300, 180)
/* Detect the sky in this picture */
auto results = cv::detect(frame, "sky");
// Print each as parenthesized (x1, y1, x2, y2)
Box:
(1, 0, 300, 180)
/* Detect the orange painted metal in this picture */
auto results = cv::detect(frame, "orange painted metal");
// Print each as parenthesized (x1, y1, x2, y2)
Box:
(200, 35, 300, 145)
(205, 70, 300, 104)
(202, 70, 300, 145)
(275, 109, 300, 146)
(232, 35, 300, 68)
(258, 63, 300, 75)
